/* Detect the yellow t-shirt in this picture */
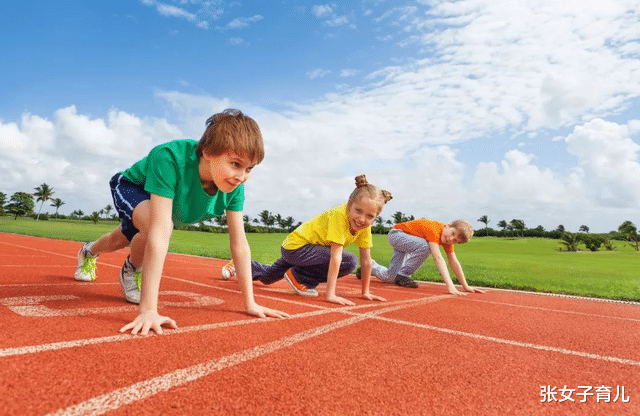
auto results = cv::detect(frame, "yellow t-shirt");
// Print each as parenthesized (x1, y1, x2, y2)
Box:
(282, 203, 373, 250)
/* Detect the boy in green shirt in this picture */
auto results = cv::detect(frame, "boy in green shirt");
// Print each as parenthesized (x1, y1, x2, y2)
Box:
(74, 109, 289, 334)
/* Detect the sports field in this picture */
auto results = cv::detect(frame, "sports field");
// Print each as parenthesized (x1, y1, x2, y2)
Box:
(0, 232, 639, 415)
(1, 217, 638, 302)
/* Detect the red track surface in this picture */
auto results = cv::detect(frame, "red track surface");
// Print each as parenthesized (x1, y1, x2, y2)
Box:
(0, 232, 638, 415)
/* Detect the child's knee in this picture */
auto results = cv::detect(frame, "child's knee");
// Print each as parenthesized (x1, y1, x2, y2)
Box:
(342, 252, 358, 271)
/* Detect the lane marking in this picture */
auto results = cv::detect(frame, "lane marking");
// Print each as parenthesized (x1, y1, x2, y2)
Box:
(0, 297, 437, 358)
(43, 298, 440, 416)
(46, 315, 370, 416)
(371, 314, 640, 368)
(0, 291, 224, 317)
(466, 297, 640, 323)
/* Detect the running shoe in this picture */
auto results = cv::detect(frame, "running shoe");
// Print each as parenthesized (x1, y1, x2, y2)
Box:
(283, 269, 318, 297)
(221, 260, 235, 280)
(394, 274, 419, 288)
(74, 243, 97, 282)
(119, 256, 141, 304)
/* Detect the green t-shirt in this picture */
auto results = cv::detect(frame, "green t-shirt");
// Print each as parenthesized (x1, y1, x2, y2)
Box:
(282, 203, 373, 250)
(121, 139, 244, 226)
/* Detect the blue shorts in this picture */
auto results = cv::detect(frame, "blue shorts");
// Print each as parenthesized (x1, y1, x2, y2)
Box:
(109, 173, 150, 241)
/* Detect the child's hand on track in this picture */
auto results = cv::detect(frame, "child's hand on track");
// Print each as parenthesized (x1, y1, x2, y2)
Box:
(465, 287, 485, 294)
(326, 294, 355, 306)
(362, 293, 386, 302)
(448, 288, 467, 296)
(119, 310, 178, 335)
(246, 304, 290, 319)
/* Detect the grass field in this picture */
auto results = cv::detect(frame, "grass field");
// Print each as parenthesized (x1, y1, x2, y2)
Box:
(1, 217, 639, 302)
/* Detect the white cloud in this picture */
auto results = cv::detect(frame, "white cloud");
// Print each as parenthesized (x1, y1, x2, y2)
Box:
(312, 4, 334, 18)
(0, 107, 183, 215)
(565, 118, 640, 207)
(225, 15, 263, 29)
(307, 68, 331, 79)
(141, 0, 216, 29)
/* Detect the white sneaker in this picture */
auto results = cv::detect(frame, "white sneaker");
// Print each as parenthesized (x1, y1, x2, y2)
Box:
(221, 260, 236, 280)
(119, 256, 141, 304)
(74, 243, 97, 281)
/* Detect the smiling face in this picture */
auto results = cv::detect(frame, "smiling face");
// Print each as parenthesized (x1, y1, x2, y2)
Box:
(347, 196, 380, 234)
(440, 225, 463, 245)
(199, 150, 256, 195)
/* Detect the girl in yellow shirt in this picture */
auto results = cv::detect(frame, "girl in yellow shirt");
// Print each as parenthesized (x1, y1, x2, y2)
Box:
(225, 175, 392, 305)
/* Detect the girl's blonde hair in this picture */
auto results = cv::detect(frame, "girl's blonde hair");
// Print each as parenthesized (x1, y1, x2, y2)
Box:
(196, 108, 264, 163)
(347, 174, 393, 214)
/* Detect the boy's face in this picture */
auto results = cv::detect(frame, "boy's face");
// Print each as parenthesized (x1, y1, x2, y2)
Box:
(200, 150, 256, 194)
(441, 225, 463, 245)
(347, 197, 379, 233)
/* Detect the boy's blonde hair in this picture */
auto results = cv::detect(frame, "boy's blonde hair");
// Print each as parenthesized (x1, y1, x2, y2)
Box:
(347, 174, 393, 214)
(450, 219, 474, 243)
(196, 108, 264, 164)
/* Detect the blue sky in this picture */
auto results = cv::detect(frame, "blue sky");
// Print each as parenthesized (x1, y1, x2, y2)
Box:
(2, 0, 640, 233)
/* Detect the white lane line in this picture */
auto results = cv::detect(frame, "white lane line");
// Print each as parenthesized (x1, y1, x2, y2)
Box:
(43, 297, 440, 416)
(0, 297, 437, 358)
(465, 298, 640, 323)
(46, 314, 370, 416)
(372, 314, 640, 368)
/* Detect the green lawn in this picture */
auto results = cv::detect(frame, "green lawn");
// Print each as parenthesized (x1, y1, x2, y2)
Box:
(1, 217, 638, 302)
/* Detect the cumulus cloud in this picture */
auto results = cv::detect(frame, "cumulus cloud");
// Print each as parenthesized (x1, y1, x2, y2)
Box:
(0, 107, 183, 214)
(565, 118, 640, 207)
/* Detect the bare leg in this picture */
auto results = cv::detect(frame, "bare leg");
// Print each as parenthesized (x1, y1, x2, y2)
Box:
(129, 200, 152, 268)
(89, 225, 130, 256)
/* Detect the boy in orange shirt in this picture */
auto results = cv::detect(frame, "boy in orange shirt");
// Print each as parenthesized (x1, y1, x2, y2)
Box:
(366, 218, 484, 295)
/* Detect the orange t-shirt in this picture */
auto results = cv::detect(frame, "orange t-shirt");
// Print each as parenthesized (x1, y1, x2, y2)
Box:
(393, 219, 454, 254)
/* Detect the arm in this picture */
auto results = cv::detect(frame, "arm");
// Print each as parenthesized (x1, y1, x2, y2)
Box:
(227, 210, 289, 318)
(359, 247, 386, 302)
(447, 251, 484, 294)
(120, 194, 178, 335)
(325, 243, 355, 306)
(429, 241, 465, 296)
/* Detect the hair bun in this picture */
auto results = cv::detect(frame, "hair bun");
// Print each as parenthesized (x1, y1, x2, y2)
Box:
(381, 190, 393, 203)
(355, 174, 368, 188)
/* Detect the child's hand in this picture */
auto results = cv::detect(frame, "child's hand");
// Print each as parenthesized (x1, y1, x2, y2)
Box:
(246, 303, 290, 319)
(465, 287, 485, 294)
(362, 293, 386, 302)
(448, 287, 467, 296)
(119, 310, 178, 335)
(326, 294, 355, 306)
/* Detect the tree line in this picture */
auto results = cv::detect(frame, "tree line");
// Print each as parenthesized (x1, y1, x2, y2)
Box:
(1, 185, 638, 251)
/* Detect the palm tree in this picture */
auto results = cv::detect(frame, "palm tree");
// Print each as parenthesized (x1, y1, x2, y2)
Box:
(259, 210, 275, 228)
(508, 219, 526, 237)
(104, 205, 112, 219)
(497, 220, 508, 232)
(33, 183, 54, 220)
(579, 225, 589, 233)
(559, 232, 579, 252)
(477, 215, 490, 236)
(50, 198, 65, 217)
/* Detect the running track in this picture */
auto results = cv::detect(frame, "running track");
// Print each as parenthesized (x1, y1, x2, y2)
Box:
(0, 233, 638, 416)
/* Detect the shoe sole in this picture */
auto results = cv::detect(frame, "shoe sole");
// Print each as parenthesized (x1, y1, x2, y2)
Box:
(284, 272, 318, 297)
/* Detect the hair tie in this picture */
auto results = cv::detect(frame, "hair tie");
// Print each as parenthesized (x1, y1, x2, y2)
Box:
(355, 174, 368, 188)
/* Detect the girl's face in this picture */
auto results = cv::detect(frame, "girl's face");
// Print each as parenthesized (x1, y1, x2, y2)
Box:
(199, 150, 256, 195)
(348, 197, 379, 234)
